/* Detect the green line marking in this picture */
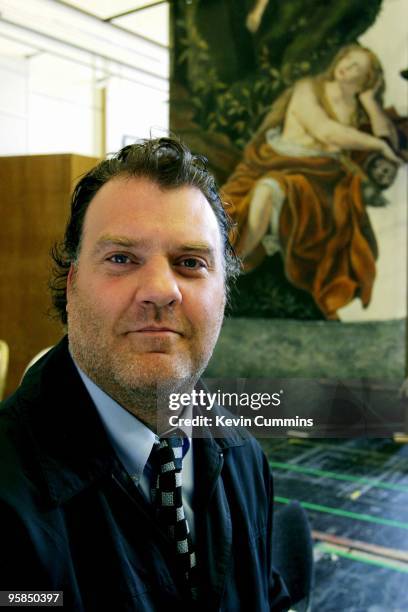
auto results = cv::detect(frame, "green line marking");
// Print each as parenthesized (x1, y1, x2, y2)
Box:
(315, 542, 408, 574)
(275, 496, 408, 530)
(286, 438, 408, 466)
(269, 460, 408, 493)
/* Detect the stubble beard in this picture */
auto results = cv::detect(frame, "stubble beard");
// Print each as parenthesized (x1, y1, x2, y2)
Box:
(67, 293, 224, 430)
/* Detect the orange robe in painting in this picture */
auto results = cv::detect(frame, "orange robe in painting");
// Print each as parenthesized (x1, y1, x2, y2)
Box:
(221, 105, 378, 320)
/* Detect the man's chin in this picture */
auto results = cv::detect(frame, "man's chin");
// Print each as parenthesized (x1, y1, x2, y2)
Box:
(120, 356, 196, 389)
(110, 367, 196, 416)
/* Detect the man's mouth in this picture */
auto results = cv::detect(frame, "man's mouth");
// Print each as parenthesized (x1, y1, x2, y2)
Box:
(132, 326, 182, 335)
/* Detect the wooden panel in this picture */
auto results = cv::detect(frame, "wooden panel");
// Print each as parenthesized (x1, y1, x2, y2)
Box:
(0, 154, 99, 398)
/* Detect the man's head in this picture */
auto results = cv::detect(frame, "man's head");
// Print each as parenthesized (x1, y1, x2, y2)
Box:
(51, 137, 240, 425)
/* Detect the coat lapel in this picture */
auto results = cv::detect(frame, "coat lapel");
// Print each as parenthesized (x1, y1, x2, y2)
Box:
(192, 420, 247, 608)
(18, 337, 117, 507)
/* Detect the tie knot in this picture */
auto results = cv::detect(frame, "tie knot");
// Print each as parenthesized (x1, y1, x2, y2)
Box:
(152, 435, 189, 474)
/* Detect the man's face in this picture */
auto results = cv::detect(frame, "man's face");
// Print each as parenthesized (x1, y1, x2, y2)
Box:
(66, 176, 226, 414)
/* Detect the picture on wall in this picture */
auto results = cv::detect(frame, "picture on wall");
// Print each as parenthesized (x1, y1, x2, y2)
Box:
(170, 0, 407, 327)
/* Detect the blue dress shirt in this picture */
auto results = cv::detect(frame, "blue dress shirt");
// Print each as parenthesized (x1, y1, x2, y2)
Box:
(74, 363, 195, 540)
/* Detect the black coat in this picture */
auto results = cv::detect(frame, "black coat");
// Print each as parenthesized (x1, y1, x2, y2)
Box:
(0, 338, 290, 611)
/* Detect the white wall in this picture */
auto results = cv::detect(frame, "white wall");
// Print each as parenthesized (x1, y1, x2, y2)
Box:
(106, 77, 168, 153)
(0, 50, 169, 158)
(0, 51, 104, 157)
(27, 54, 103, 156)
(0, 56, 28, 154)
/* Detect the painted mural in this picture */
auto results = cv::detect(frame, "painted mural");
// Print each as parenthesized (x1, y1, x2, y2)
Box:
(170, 0, 408, 322)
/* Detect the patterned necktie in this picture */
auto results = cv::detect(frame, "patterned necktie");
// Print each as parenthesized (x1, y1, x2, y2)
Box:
(150, 435, 197, 598)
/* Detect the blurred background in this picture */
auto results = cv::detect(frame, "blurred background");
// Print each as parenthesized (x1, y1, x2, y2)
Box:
(0, 0, 169, 157)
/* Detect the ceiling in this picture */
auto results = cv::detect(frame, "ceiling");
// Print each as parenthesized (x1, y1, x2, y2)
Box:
(0, 0, 169, 86)
(57, 0, 169, 46)
(0, 0, 169, 62)
(61, 0, 160, 20)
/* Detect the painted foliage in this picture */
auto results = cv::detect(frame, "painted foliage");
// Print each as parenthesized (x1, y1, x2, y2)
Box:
(170, 0, 407, 322)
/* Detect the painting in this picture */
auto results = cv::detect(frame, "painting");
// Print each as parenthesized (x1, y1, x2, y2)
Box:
(170, 0, 407, 325)
(170, 7, 408, 603)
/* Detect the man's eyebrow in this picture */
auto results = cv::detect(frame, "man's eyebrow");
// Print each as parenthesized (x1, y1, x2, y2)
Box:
(91, 236, 217, 261)
(92, 235, 149, 255)
(178, 243, 215, 254)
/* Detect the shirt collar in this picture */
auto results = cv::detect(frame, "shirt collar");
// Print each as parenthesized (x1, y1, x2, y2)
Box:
(75, 363, 158, 483)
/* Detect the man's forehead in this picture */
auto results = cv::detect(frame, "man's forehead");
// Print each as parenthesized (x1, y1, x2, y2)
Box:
(86, 175, 213, 218)
(81, 175, 223, 251)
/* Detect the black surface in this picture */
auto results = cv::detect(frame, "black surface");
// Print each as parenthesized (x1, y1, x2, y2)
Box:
(261, 438, 408, 611)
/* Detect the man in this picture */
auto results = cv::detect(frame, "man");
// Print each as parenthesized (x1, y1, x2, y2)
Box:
(0, 138, 290, 611)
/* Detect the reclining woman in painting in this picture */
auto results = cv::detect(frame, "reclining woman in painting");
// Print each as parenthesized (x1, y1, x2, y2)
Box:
(221, 44, 403, 320)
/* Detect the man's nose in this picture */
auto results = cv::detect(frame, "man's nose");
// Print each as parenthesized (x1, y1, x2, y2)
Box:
(135, 257, 182, 308)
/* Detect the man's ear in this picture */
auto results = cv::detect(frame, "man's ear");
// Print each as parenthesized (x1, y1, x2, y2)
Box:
(66, 264, 76, 312)
(67, 263, 76, 288)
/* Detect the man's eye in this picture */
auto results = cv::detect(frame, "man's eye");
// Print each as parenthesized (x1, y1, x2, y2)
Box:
(179, 258, 206, 270)
(107, 254, 131, 264)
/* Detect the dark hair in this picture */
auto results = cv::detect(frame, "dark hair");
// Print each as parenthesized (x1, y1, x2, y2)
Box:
(50, 137, 241, 324)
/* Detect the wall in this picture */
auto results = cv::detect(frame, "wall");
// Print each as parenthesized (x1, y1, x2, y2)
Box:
(0, 153, 99, 396)
(0, 51, 169, 158)
(106, 76, 169, 153)
(0, 56, 28, 154)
